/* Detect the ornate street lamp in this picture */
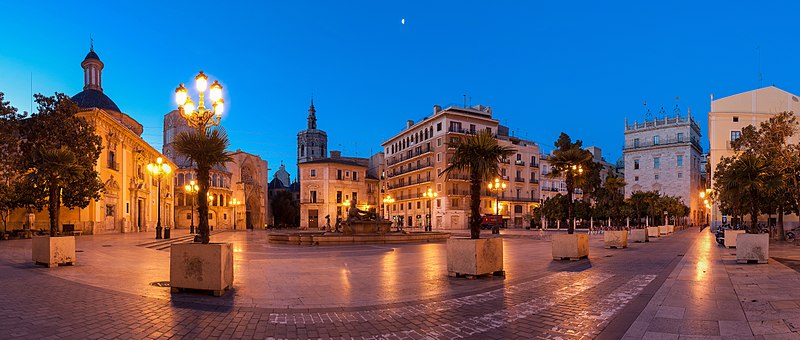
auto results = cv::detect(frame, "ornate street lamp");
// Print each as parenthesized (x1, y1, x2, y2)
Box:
(184, 180, 199, 234)
(175, 72, 224, 133)
(382, 195, 395, 226)
(174, 71, 226, 244)
(422, 188, 437, 232)
(487, 178, 507, 215)
(487, 178, 507, 234)
(147, 157, 172, 239)
(229, 198, 241, 230)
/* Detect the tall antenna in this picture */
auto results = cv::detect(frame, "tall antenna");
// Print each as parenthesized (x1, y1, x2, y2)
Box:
(757, 45, 762, 87)
(463, 94, 467, 108)
(30, 72, 33, 114)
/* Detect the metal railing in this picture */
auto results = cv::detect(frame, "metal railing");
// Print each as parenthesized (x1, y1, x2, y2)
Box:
(301, 198, 325, 204)
(514, 177, 525, 182)
(529, 178, 539, 184)
(387, 177, 432, 190)
(387, 160, 433, 178)
(387, 145, 432, 165)
(515, 160, 525, 166)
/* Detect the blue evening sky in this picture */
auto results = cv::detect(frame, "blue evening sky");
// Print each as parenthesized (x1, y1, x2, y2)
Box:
(2, 1, 798, 179)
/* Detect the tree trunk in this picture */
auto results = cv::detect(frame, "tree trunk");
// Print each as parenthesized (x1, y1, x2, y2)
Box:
(777, 205, 785, 241)
(566, 173, 574, 234)
(750, 190, 759, 234)
(196, 165, 211, 244)
(48, 185, 60, 237)
(469, 171, 481, 239)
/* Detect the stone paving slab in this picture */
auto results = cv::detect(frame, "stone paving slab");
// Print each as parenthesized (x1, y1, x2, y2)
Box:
(0, 228, 706, 339)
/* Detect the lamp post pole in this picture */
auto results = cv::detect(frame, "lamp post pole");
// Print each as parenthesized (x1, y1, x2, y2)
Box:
(229, 198, 241, 230)
(185, 180, 198, 234)
(487, 178, 507, 234)
(147, 157, 172, 239)
(422, 189, 437, 232)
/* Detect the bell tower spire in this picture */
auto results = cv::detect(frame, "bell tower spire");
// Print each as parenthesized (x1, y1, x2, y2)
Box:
(307, 96, 317, 129)
(81, 44, 104, 92)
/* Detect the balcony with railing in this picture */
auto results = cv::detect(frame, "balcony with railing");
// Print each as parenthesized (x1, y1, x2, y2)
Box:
(301, 198, 325, 204)
(387, 145, 432, 166)
(514, 160, 525, 166)
(529, 178, 539, 184)
(445, 173, 470, 181)
(447, 189, 470, 196)
(500, 158, 510, 164)
(530, 162, 540, 168)
(514, 177, 525, 182)
(387, 160, 432, 178)
(386, 177, 432, 190)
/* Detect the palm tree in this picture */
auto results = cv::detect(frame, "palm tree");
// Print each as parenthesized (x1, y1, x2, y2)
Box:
(174, 128, 232, 244)
(547, 133, 592, 234)
(441, 130, 515, 239)
(714, 153, 771, 234)
(28, 147, 81, 236)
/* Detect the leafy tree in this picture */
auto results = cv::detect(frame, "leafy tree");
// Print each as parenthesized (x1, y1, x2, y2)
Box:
(174, 128, 232, 244)
(270, 190, 299, 228)
(541, 194, 569, 226)
(730, 111, 798, 239)
(441, 130, 515, 239)
(713, 153, 771, 234)
(0, 92, 26, 234)
(18, 93, 103, 236)
(547, 133, 593, 234)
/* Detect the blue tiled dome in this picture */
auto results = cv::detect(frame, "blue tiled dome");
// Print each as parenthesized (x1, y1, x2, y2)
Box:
(71, 89, 121, 113)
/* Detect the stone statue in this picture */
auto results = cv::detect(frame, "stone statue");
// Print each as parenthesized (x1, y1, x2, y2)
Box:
(345, 199, 376, 222)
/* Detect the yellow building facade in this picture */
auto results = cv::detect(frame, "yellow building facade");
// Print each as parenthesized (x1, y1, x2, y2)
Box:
(708, 86, 800, 228)
(10, 49, 174, 235)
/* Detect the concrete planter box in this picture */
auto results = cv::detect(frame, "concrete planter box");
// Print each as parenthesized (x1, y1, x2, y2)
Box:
(32, 236, 76, 268)
(724, 230, 746, 248)
(658, 226, 668, 235)
(604, 231, 628, 249)
(736, 233, 769, 264)
(170, 243, 234, 296)
(552, 234, 589, 260)
(446, 238, 504, 277)
(647, 227, 660, 238)
(666, 225, 674, 234)
(630, 229, 648, 243)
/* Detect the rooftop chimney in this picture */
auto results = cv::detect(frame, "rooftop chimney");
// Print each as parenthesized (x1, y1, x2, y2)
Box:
(433, 105, 442, 114)
(330, 150, 341, 159)
(406, 120, 414, 129)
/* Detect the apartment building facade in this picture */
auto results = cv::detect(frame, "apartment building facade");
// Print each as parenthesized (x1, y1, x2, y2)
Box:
(623, 112, 704, 225)
(380, 105, 541, 230)
(708, 86, 800, 228)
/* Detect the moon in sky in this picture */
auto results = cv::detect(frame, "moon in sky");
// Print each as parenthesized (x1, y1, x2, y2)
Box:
(401, 18, 405, 25)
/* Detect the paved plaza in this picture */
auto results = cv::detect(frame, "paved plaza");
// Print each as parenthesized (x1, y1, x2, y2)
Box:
(0, 229, 799, 339)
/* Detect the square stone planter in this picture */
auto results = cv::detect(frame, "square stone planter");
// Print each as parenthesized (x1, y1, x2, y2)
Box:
(724, 230, 746, 248)
(630, 229, 648, 243)
(736, 233, 769, 264)
(32, 236, 76, 268)
(170, 243, 234, 296)
(446, 237, 504, 277)
(666, 225, 674, 234)
(658, 226, 668, 235)
(604, 230, 628, 249)
(647, 226, 660, 238)
(552, 234, 589, 260)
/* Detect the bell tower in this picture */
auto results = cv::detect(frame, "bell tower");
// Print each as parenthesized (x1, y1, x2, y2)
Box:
(81, 43, 104, 92)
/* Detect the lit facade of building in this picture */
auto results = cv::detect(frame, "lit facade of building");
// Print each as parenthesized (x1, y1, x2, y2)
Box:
(623, 112, 704, 225)
(381, 105, 541, 230)
(163, 111, 269, 230)
(298, 152, 377, 229)
(708, 86, 800, 228)
(11, 49, 175, 234)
